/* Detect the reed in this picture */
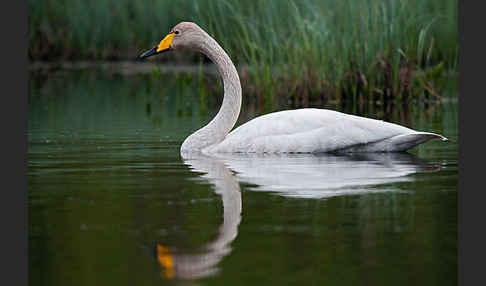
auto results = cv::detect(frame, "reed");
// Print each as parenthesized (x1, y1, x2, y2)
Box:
(29, 0, 458, 101)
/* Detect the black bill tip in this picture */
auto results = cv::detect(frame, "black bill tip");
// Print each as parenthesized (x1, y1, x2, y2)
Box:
(139, 46, 158, 59)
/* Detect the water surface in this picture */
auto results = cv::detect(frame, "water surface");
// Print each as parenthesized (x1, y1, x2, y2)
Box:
(28, 69, 458, 285)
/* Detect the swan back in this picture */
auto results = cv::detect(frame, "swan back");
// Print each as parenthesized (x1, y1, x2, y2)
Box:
(205, 108, 425, 153)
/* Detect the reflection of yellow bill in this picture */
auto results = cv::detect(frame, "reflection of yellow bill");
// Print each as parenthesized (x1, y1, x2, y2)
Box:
(156, 33, 174, 53)
(157, 244, 174, 279)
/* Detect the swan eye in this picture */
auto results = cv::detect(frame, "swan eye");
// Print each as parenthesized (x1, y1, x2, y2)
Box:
(174, 30, 180, 35)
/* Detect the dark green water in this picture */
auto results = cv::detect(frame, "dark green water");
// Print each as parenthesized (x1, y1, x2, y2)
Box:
(28, 69, 458, 285)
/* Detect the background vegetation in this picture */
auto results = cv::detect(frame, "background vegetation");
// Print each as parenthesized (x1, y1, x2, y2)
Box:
(29, 0, 458, 102)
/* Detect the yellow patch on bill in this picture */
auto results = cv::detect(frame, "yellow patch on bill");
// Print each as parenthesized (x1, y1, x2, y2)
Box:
(157, 33, 174, 52)
(157, 244, 174, 278)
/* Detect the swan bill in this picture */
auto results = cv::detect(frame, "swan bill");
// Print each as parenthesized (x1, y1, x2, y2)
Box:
(139, 32, 174, 59)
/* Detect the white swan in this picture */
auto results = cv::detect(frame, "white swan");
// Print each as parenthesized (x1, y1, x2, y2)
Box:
(139, 22, 447, 155)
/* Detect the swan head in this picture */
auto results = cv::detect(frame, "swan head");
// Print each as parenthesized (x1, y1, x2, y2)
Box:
(139, 22, 208, 58)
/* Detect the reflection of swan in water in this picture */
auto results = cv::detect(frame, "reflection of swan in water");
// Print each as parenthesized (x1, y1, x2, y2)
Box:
(155, 152, 439, 279)
(156, 154, 241, 280)
(210, 152, 440, 199)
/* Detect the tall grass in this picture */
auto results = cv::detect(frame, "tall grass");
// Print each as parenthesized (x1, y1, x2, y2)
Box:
(29, 0, 458, 101)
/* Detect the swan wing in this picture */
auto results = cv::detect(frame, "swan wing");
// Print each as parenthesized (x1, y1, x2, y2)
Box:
(206, 108, 444, 153)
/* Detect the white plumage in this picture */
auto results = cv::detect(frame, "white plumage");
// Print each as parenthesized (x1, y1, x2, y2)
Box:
(205, 108, 446, 154)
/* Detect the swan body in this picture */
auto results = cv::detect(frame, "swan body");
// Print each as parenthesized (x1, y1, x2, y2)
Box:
(140, 22, 447, 155)
(206, 108, 446, 154)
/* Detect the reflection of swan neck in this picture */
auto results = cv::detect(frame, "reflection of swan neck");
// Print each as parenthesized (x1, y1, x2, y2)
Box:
(181, 34, 242, 153)
(157, 156, 242, 280)
(194, 156, 242, 251)
(205, 177, 241, 252)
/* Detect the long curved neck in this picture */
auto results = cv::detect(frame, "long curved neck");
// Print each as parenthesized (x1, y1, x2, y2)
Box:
(181, 33, 242, 153)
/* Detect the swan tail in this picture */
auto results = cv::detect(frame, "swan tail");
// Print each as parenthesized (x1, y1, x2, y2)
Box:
(338, 132, 448, 153)
(388, 132, 448, 151)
